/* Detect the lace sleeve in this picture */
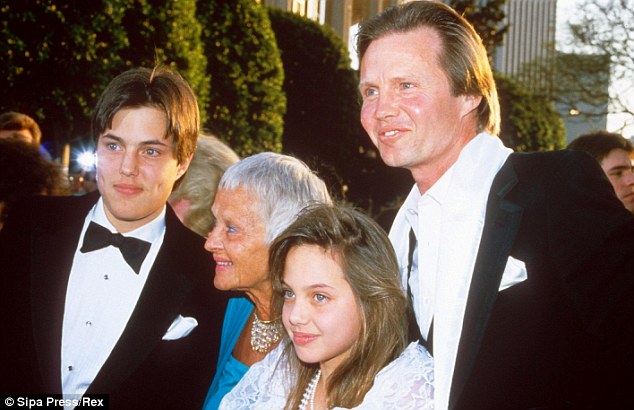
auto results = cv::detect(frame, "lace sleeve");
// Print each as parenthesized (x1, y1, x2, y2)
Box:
(334, 342, 434, 410)
(219, 341, 292, 410)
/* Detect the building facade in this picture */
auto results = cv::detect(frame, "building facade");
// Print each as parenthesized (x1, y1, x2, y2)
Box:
(261, 0, 401, 57)
(492, 0, 558, 97)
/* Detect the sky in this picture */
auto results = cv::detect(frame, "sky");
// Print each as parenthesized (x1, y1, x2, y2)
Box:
(557, 0, 634, 138)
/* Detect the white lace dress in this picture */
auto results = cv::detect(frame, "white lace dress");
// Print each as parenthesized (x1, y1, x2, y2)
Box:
(219, 341, 434, 410)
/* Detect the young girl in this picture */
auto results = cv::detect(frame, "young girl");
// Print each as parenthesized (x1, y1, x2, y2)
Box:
(220, 203, 433, 409)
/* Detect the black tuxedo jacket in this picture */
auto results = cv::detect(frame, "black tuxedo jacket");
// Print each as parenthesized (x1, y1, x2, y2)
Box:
(447, 151, 634, 409)
(0, 192, 228, 409)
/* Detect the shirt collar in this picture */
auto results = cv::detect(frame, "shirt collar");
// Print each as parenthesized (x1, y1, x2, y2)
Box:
(399, 132, 512, 232)
(91, 197, 166, 243)
(423, 133, 512, 209)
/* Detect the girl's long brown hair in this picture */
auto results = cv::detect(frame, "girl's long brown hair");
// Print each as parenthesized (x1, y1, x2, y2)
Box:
(269, 203, 407, 409)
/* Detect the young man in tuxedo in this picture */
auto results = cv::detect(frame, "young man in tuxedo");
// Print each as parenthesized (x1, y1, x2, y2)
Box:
(0, 66, 226, 409)
(357, 1, 634, 408)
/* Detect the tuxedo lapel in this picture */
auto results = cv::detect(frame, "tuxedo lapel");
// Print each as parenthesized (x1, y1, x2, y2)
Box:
(87, 206, 192, 394)
(31, 193, 99, 392)
(449, 157, 523, 409)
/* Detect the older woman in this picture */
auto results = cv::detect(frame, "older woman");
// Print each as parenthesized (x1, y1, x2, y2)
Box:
(202, 152, 332, 409)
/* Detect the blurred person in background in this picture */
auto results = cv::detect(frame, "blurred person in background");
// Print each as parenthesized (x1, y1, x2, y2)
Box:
(169, 134, 239, 237)
(0, 138, 68, 231)
(568, 131, 634, 212)
(0, 111, 42, 145)
(0, 111, 52, 159)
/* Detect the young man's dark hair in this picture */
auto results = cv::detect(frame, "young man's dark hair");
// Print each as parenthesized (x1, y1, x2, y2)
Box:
(0, 138, 67, 229)
(91, 66, 199, 164)
(568, 130, 633, 161)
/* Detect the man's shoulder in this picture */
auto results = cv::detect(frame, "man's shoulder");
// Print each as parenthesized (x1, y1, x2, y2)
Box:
(163, 205, 206, 248)
(160, 206, 209, 274)
(503, 149, 600, 181)
(509, 149, 595, 168)
(7, 192, 96, 230)
(33, 191, 98, 214)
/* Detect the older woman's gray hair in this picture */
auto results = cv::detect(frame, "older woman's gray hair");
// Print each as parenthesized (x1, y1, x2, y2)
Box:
(218, 152, 332, 244)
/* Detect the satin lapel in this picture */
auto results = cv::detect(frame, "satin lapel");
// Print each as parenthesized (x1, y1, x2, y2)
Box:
(87, 206, 192, 394)
(448, 158, 523, 409)
(31, 193, 99, 392)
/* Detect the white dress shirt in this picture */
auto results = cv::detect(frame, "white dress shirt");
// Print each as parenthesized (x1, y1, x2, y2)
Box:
(61, 198, 166, 400)
(389, 132, 513, 410)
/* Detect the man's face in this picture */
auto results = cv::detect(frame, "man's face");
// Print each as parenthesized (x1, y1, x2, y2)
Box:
(95, 106, 191, 233)
(0, 129, 34, 144)
(600, 148, 634, 212)
(359, 27, 479, 187)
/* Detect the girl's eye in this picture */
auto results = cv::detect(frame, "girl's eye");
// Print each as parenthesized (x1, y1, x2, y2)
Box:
(314, 293, 327, 302)
(283, 289, 294, 299)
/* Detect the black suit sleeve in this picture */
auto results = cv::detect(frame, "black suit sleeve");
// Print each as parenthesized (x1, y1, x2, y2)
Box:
(0, 196, 43, 392)
(545, 151, 634, 403)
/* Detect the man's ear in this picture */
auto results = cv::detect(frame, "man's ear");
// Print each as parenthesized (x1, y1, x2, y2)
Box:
(461, 94, 482, 118)
(176, 154, 193, 180)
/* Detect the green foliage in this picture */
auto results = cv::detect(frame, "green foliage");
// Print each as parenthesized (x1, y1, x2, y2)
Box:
(267, 8, 412, 214)
(551, 53, 610, 117)
(0, 0, 130, 142)
(197, 0, 285, 156)
(496, 73, 566, 152)
(121, 0, 210, 125)
(452, 1, 566, 151)
(0, 0, 209, 146)
(449, 0, 508, 53)
(522, 0, 634, 130)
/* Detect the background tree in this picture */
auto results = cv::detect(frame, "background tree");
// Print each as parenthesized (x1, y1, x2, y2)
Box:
(0, 0, 129, 150)
(0, 0, 209, 152)
(267, 8, 412, 222)
(449, 0, 508, 53)
(197, 0, 285, 156)
(453, 0, 565, 151)
(496, 73, 566, 151)
(267, 8, 364, 197)
(555, 0, 633, 132)
(121, 0, 210, 125)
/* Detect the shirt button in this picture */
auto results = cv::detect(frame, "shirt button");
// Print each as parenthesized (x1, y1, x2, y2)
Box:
(68, 366, 73, 371)
(86, 321, 92, 327)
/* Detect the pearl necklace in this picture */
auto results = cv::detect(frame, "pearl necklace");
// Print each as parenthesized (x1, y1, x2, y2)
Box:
(250, 312, 282, 353)
(298, 369, 321, 410)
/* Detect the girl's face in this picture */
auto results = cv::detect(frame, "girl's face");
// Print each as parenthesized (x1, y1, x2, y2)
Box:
(282, 245, 362, 376)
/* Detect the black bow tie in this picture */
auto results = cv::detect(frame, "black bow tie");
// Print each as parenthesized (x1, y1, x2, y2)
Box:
(80, 221, 151, 274)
